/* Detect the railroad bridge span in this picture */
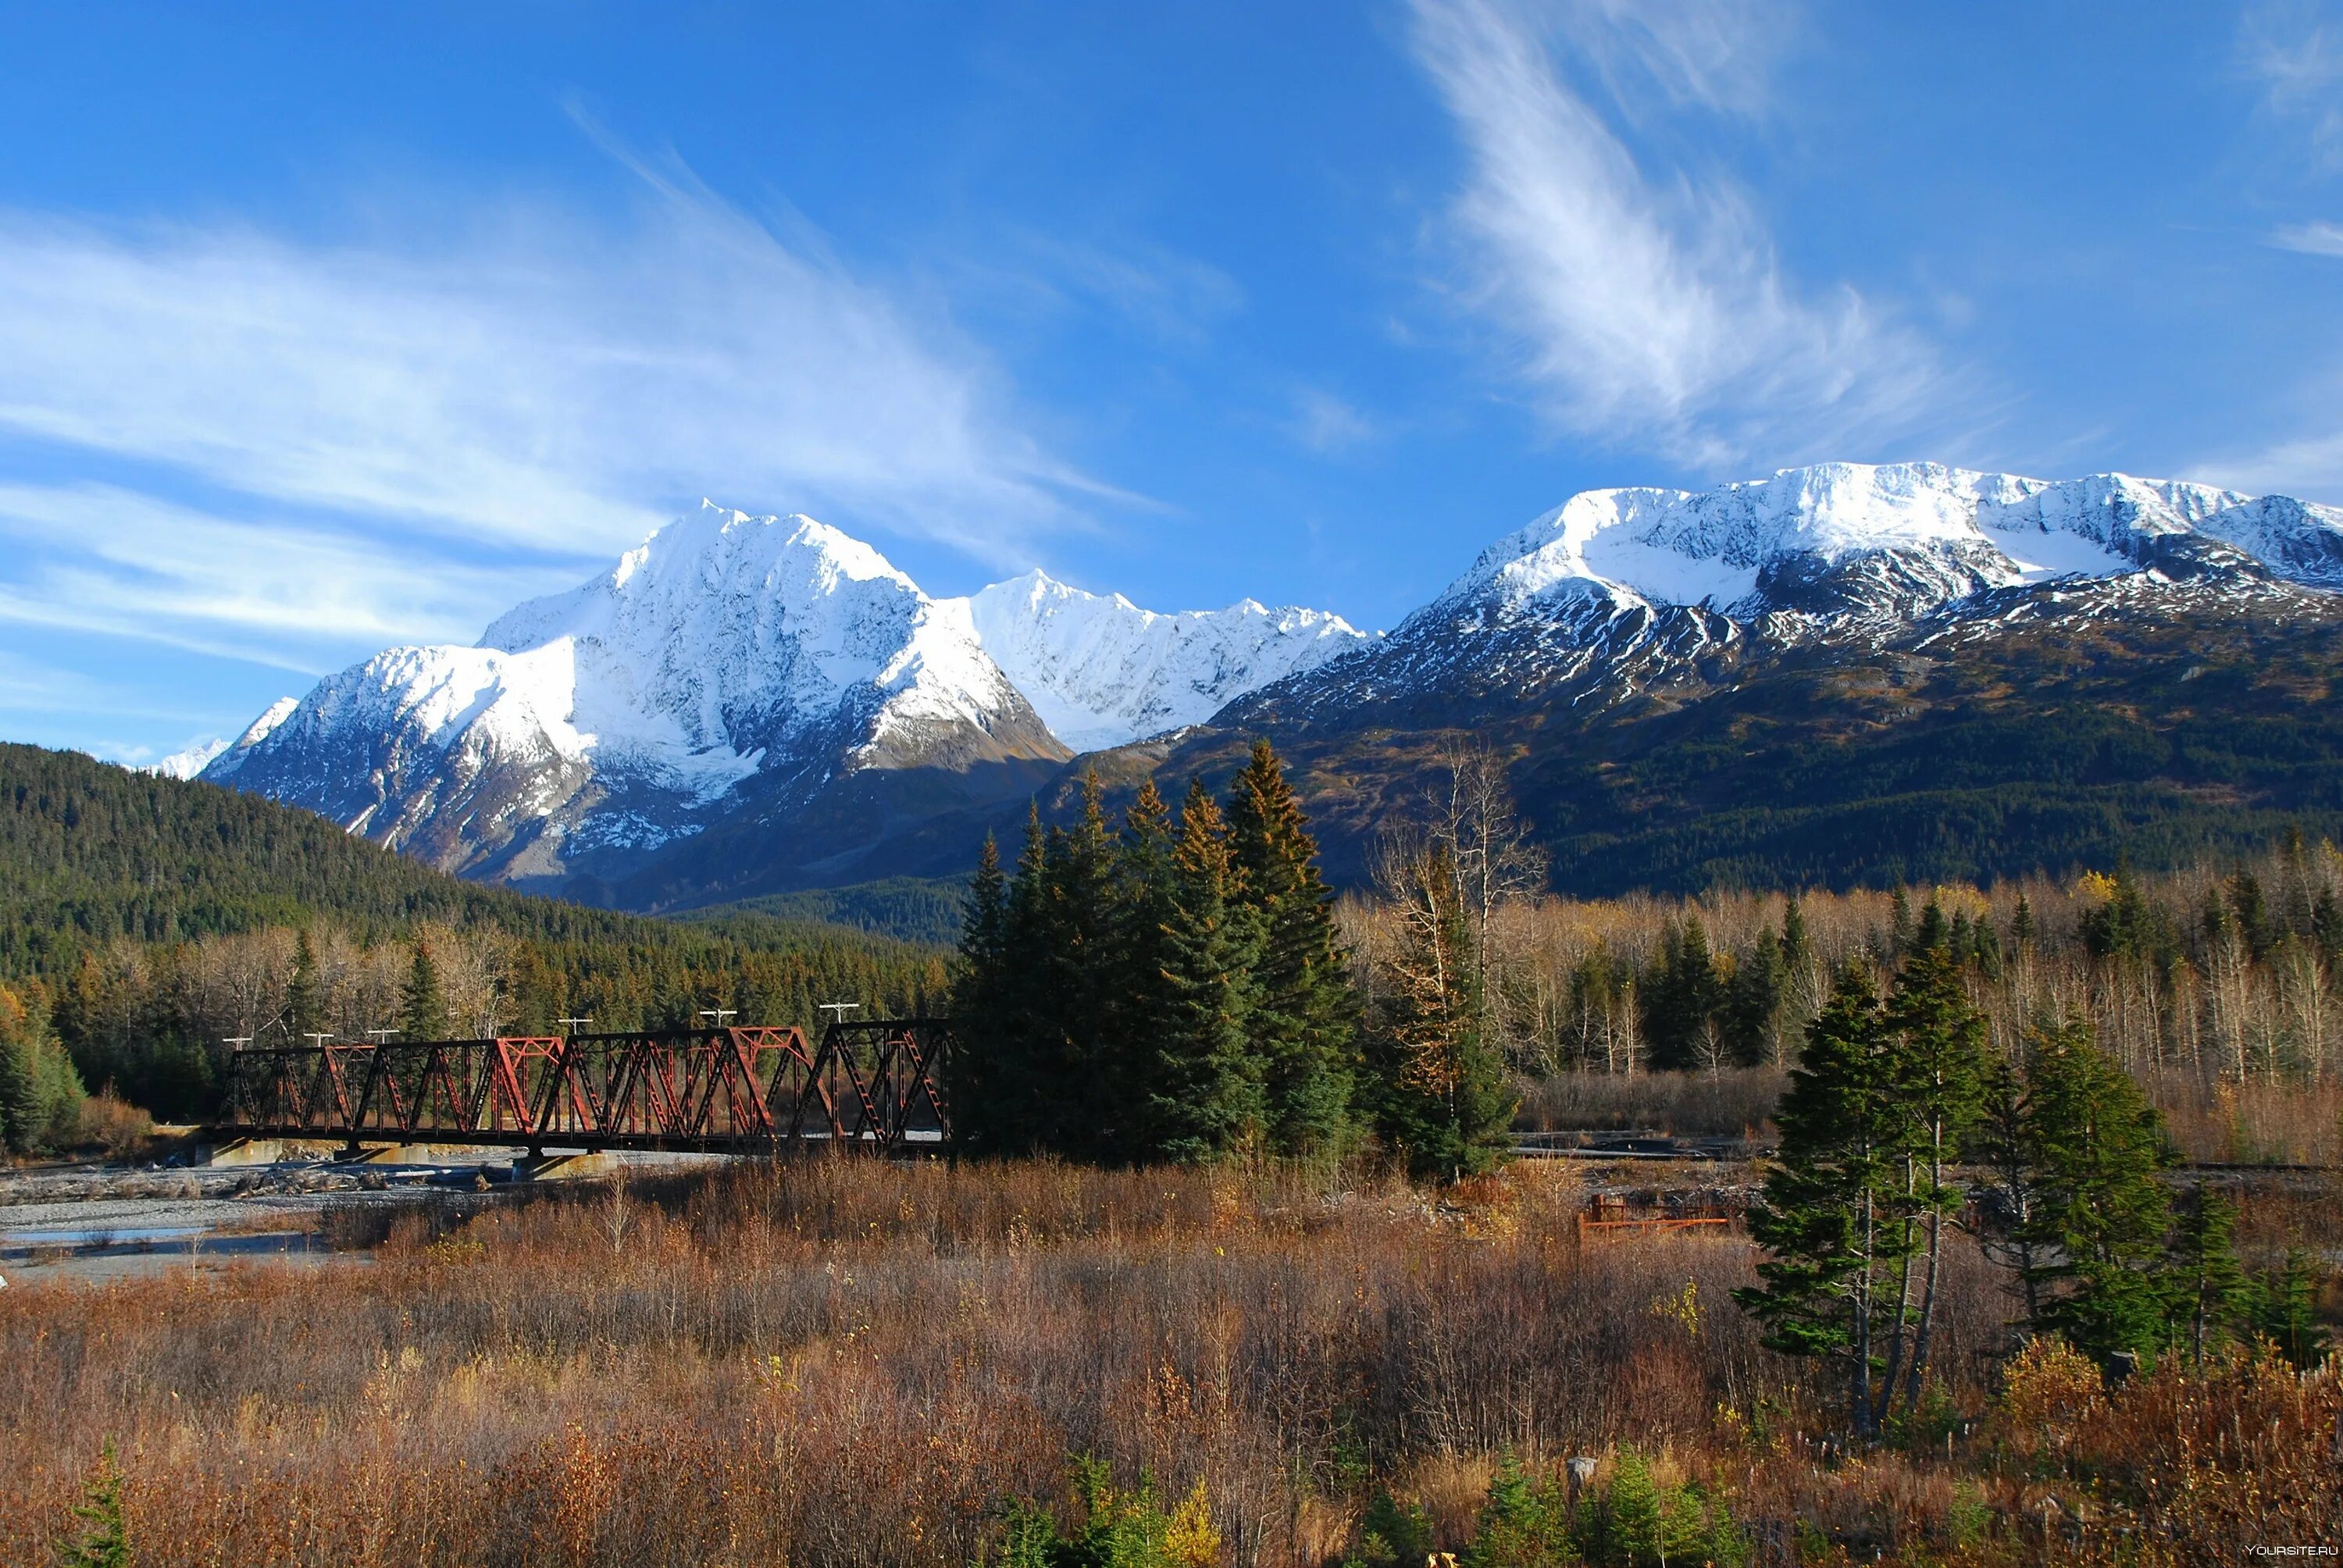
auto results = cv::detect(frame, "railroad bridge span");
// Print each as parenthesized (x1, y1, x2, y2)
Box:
(209, 1019, 951, 1156)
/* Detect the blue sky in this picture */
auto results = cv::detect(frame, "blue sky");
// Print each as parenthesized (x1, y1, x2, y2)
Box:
(0, 1, 2339, 765)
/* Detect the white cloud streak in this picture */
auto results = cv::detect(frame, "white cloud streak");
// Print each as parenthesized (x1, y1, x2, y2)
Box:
(1407, 0, 1951, 470)
(2202, 9, 2343, 504)
(2273, 219, 2343, 258)
(0, 146, 1096, 677)
(1291, 388, 1378, 454)
(2240, 0, 2343, 164)
(0, 483, 533, 671)
(2191, 417, 2343, 506)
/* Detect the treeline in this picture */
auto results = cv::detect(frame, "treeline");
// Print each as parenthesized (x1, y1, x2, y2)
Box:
(51, 918, 947, 1124)
(0, 742, 688, 972)
(950, 742, 1514, 1177)
(1343, 829, 2343, 1092)
(682, 877, 968, 947)
(1739, 919, 2331, 1441)
(0, 743, 952, 1128)
(0, 981, 86, 1153)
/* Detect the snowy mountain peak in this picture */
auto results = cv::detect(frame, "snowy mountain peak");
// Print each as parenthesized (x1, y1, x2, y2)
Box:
(953, 568, 1371, 751)
(1443, 461, 2343, 624)
(200, 505, 1068, 887)
(144, 736, 233, 781)
(1219, 462, 2343, 733)
(201, 697, 299, 780)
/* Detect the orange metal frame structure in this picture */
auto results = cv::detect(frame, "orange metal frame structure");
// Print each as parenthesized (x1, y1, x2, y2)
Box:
(218, 1020, 951, 1154)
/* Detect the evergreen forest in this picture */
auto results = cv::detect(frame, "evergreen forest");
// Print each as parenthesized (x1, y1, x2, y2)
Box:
(0, 743, 947, 1131)
(950, 741, 1515, 1178)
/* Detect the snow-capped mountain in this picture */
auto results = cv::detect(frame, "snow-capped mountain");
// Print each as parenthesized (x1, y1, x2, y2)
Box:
(144, 737, 233, 781)
(1231, 462, 2343, 725)
(198, 503, 1359, 900)
(194, 464, 2343, 903)
(203, 504, 1067, 889)
(954, 571, 1368, 750)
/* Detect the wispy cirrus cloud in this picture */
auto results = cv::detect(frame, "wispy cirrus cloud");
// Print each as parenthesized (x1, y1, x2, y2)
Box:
(2239, 0, 2343, 164)
(0, 135, 1100, 677)
(2194, 5, 2343, 502)
(2273, 220, 2343, 257)
(1405, 0, 1956, 472)
(0, 483, 525, 671)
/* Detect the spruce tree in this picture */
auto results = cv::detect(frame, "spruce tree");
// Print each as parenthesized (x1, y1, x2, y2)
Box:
(1224, 739, 1357, 1156)
(2168, 1181, 2250, 1366)
(1878, 935, 1989, 1412)
(1048, 772, 1124, 1159)
(2017, 1019, 2176, 1366)
(1737, 964, 1909, 1438)
(1114, 780, 1182, 1148)
(2227, 871, 2276, 962)
(284, 928, 321, 1044)
(2250, 1248, 2333, 1370)
(0, 1028, 34, 1154)
(2313, 885, 2343, 968)
(1144, 781, 1264, 1162)
(1781, 896, 1817, 1028)
(1976, 1051, 2059, 1337)
(1643, 917, 1724, 1071)
(947, 832, 1014, 1152)
(1724, 925, 1788, 1067)
(400, 940, 448, 1042)
(996, 806, 1058, 1152)
(56, 1439, 131, 1568)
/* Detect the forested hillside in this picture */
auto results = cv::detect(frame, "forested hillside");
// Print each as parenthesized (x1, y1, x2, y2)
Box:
(1199, 593, 2343, 893)
(679, 878, 968, 946)
(0, 744, 948, 1123)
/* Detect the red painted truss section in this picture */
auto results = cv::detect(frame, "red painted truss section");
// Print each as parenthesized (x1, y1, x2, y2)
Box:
(219, 1021, 952, 1153)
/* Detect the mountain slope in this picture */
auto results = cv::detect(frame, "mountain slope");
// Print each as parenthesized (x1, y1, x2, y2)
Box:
(0, 739, 940, 974)
(191, 461, 2343, 905)
(1231, 462, 2343, 727)
(1185, 464, 2343, 891)
(205, 504, 1069, 901)
(954, 571, 1367, 750)
(199, 504, 1359, 909)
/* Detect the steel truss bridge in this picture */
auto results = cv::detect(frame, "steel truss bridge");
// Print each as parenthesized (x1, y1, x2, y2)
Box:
(214, 1020, 952, 1155)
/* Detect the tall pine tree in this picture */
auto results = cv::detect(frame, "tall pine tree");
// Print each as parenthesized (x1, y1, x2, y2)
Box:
(1985, 1019, 2176, 1367)
(1224, 739, 1357, 1157)
(1737, 964, 1910, 1438)
(401, 940, 448, 1042)
(1878, 934, 1990, 1413)
(284, 928, 322, 1044)
(1143, 782, 1264, 1162)
(1048, 772, 1124, 1160)
(947, 832, 1018, 1153)
(2169, 1181, 2250, 1366)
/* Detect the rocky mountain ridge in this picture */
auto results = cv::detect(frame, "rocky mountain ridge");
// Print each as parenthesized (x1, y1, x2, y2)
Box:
(197, 463, 2343, 905)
